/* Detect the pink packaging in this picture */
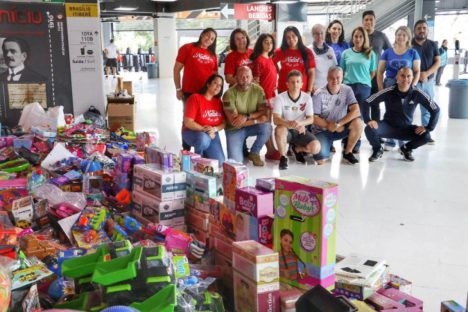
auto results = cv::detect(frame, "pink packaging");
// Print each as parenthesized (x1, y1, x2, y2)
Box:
(366, 292, 406, 310)
(381, 308, 422, 312)
(209, 196, 224, 224)
(387, 274, 413, 294)
(235, 186, 273, 217)
(377, 288, 423, 308)
(220, 204, 236, 240)
(212, 236, 234, 257)
(232, 240, 279, 284)
(233, 270, 280, 312)
(186, 206, 210, 231)
(191, 157, 219, 174)
(280, 288, 302, 312)
(235, 211, 273, 247)
(256, 178, 275, 192)
(188, 224, 209, 246)
(223, 161, 248, 211)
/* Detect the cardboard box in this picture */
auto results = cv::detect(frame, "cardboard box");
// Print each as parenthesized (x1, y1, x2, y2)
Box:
(107, 103, 135, 131)
(187, 224, 209, 246)
(220, 204, 237, 240)
(365, 292, 406, 310)
(232, 240, 279, 284)
(191, 157, 219, 174)
(273, 176, 338, 290)
(209, 196, 224, 224)
(235, 211, 273, 247)
(132, 190, 185, 226)
(235, 186, 274, 217)
(186, 170, 217, 198)
(377, 288, 423, 309)
(441, 300, 467, 312)
(186, 206, 210, 231)
(123, 80, 133, 96)
(223, 161, 248, 211)
(215, 251, 234, 290)
(133, 164, 186, 201)
(233, 269, 280, 312)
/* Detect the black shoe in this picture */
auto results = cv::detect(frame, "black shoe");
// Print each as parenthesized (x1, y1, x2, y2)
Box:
(279, 156, 288, 170)
(286, 145, 293, 157)
(330, 146, 336, 153)
(342, 152, 359, 164)
(399, 145, 415, 161)
(182, 141, 191, 151)
(368, 147, 384, 162)
(427, 138, 435, 145)
(352, 146, 360, 154)
(243, 141, 249, 157)
(292, 146, 306, 164)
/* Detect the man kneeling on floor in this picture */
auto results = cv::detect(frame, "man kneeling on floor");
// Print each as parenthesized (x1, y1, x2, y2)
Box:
(273, 70, 321, 170)
(364, 66, 440, 162)
(311, 66, 364, 165)
(223, 66, 272, 166)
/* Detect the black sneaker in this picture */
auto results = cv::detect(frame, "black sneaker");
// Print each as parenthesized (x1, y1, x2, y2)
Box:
(243, 141, 249, 157)
(292, 146, 306, 164)
(368, 147, 384, 162)
(427, 138, 435, 145)
(399, 145, 415, 161)
(352, 146, 360, 154)
(342, 152, 359, 164)
(279, 156, 288, 170)
(330, 145, 336, 153)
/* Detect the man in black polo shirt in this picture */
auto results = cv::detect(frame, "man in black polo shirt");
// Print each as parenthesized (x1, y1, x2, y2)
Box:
(364, 67, 440, 162)
(412, 19, 440, 144)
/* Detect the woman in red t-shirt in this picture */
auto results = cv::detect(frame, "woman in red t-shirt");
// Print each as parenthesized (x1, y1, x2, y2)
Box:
(182, 74, 226, 165)
(250, 33, 280, 160)
(224, 28, 253, 86)
(274, 26, 316, 94)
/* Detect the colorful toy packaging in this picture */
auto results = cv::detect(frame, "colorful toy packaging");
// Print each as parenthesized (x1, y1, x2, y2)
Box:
(133, 164, 186, 201)
(186, 170, 218, 198)
(181, 151, 201, 172)
(191, 157, 219, 174)
(441, 300, 467, 312)
(235, 212, 273, 247)
(222, 161, 248, 211)
(132, 190, 185, 226)
(273, 176, 338, 291)
(235, 186, 273, 217)
(233, 270, 280, 312)
(256, 178, 275, 192)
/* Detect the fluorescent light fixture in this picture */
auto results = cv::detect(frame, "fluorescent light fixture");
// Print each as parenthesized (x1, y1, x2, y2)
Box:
(114, 6, 138, 11)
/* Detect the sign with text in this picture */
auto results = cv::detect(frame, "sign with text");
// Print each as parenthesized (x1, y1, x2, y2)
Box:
(234, 3, 274, 21)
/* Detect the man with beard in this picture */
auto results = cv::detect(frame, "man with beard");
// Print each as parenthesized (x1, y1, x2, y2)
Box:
(1, 37, 44, 82)
(412, 19, 440, 144)
(223, 66, 271, 166)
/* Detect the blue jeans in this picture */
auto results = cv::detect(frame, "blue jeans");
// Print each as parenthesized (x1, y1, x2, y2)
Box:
(365, 120, 431, 152)
(225, 123, 272, 163)
(416, 79, 435, 127)
(182, 130, 225, 165)
(346, 83, 371, 150)
(313, 128, 351, 161)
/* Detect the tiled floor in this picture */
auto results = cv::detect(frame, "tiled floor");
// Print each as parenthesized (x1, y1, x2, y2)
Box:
(119, 67, 468, 310)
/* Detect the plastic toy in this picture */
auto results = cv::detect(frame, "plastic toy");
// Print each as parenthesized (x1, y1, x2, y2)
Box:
(0, 158, 30, 173)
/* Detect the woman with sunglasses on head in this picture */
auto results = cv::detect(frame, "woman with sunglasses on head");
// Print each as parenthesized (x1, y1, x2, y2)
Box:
(224, 28, 253, 86)
(174, 28, 218, 150)
(340, 26, 377, 153)
(274, 26, 316, 94)
(325, 20, 350, 66)
(250, 33, 281, 160)
(182, 74, 226, 165)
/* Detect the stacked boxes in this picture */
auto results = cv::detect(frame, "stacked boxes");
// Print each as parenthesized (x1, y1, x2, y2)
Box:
(114, 153, 144, 191)
(235, 187, 274, 248)
(181, 151, 201, 172)
(144, 145, 181, 172)
(232, 240, 280, 312)
(273, 176, 338, 291)
(222, 161, 248, 211)
(132, 164, 186, 226)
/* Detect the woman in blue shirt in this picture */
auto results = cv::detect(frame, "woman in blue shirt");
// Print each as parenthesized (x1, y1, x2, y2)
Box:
(340, 26, 377, 153)
(326, 20, 350, 66)
(377, 26, 421, 149)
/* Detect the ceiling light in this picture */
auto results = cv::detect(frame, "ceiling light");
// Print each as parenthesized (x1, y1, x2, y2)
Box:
(114, 6, 138, 11)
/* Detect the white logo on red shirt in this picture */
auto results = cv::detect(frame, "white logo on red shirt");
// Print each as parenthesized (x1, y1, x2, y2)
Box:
(193, 53, 214, 64)
(284, 56, 303, 64)
(202, 110, 222, 120)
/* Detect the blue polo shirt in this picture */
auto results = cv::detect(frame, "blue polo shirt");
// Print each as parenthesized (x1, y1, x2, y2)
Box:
(380, 48, 421, 79)
(411, 39, 439, 80)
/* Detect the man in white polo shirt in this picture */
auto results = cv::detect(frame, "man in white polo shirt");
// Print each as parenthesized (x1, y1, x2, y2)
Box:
(104, 39, 119, 77)
(273, 70, 321, 170)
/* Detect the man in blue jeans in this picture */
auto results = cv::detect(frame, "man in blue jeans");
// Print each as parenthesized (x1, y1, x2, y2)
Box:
(223, 66, 271, 166)
(364, 67, 440, 162)
(312, 66, 364, 165)
(412, 19, 440, 144)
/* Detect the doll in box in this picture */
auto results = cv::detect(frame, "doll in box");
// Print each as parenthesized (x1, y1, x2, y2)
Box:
(279, 229, 307, 282)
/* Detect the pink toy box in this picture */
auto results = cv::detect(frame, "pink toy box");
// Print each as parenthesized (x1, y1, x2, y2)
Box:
(366, 292, 406, 310)
(186, 206, 210, 231)
(256, 178, 275, 192)
(223, 161, 248, 211)
(235, 211, 273, 248)
(132, 190, 185, 226)
(377, 288, 423, 309)
(387, 274, 413, 294)
(191, 157, 219, 174)
(273, 176, 338, 291)
(181, 151, 201, 172)
(133, 164, 186, 201)
(233, 270, 280, 312)
(232, 240, 279, 284)
(144, 145, 175, 172)
(235, 186, 273, 217)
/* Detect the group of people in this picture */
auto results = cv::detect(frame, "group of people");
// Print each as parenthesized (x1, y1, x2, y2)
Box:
(173, 10, 441, 170)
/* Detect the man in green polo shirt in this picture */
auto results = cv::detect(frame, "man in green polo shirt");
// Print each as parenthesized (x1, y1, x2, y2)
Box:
(223, 66, 271, 166)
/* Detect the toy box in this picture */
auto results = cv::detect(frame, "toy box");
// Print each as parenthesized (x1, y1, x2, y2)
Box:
(380, 308, 422, 312)
(334, 264, 388, 300)
(441, 300, 467, 312)
(186, 206, 210, 231)
(280, 288, 302, 312)
(377, 288, 423, 309)
(181, 151, 201, 172)
(219, 204, 236, 240)
(188, 224, 209, 246)
(233, 270, 280, 312)
(191, 157, 219, 174)
(273, 177, 338, 290)
(144, 145, 173, 171)
(235, 186, 273, 217)
(209, 196, 224, 224)
(232, 240, 279, 284)
(365, 292, 406, 310)
(192, 190, 211, 213)
(133, 164, 186, 201)
(186, 170, 217, 198)
(0, 211, 19, 245)
(212, 235, 234, 257)
(387, 274, 412, 294)
(350, 300, 377, 312)
(223, 161, 248, 211)
(132, 190, 185, 226)
(235, 211, 273, 247)
(256, 178, 275, 192)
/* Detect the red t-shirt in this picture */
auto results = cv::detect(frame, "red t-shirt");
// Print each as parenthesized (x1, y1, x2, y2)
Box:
(176, 43, 218, 94)
(274, 48, 315, 93)
(224, 49, 253, 76)
(252, 55, 277, 100)
(184, 94, 225, 130)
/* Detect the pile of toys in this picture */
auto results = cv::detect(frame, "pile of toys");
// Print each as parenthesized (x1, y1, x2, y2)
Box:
(0, 113, 466, 312)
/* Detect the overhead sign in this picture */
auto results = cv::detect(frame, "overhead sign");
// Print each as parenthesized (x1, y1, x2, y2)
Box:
(220, 3, 234, 20)
(234, 3, 274, 21)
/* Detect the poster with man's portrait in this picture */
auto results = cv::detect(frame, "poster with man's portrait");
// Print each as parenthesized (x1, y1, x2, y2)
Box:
(0, 2, 73, 127)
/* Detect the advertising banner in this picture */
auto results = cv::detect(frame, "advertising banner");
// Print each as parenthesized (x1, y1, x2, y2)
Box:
(0, 1, 73, 127)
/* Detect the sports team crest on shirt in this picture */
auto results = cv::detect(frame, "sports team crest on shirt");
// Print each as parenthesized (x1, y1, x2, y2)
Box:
(300, 103, 306, 111)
